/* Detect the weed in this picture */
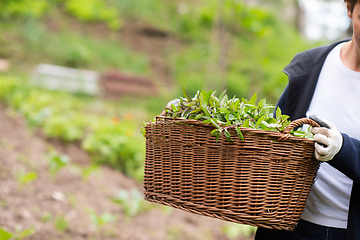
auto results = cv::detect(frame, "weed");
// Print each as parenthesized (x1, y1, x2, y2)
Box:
(45, 149, 71, 179)
(0, 200, 8, 209)
(0, 227, 12, 240)
(89, 211, 117, 229)
(54, 215, 69, 233)
(69, 164, 102, 182)
(15, 170, 38, 187)
(111, 188, 149, 219)
(13, 226, 36, 240)
(40, 212, 52, 223)
(221, 223, 256, 239)
(88, 210, 117, 239)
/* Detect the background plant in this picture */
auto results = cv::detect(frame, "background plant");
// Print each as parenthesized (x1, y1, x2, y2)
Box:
(13, 226, 36, 240)
(88, 210, 117, 239)
(0, 227, 12, 240)
(111, 188, 151, 219)
(0, 77, 146, 181)
(15, 170, 38, 188)
(45, 149, 71, 179)
(221, 223, 256, 239)
(54, 215, 69, 233)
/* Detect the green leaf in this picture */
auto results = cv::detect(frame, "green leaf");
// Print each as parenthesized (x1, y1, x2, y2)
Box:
(235, 126, 244, 140)
(210, 129, 221, 142)
(200, 89, 214, 105)
(183, 85, 192, 101)
(257, 98, 266, 108)
(248, 93, 257, 105)
(0, 228, 13, 240)
(18, 171, 38, 184)
(210, 94, 219, 108)
(194, 114, 209, 120)
(276, 107, 282, 120)
(199, 96, 212, 118)
(209, 118, 222, 130)
(224, 129, 233, 142)
(219, 89, 227, 102)
(243, 119, 250, 128)
(232, 99, 240, 111)
(256, 115, 267, 128)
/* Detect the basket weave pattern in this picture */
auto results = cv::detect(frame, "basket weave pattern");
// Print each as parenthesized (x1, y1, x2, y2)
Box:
(144, 117, 320, 231)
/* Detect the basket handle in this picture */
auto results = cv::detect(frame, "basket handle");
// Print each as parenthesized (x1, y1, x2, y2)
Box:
(278, 118, 320, 141)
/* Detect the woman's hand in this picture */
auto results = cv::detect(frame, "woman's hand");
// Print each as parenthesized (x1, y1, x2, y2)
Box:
(310, 117, 343, 162)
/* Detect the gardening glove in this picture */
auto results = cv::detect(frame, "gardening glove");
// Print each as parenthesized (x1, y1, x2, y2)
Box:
(160, 99, 180, 116)
(310, 117, 343, 162)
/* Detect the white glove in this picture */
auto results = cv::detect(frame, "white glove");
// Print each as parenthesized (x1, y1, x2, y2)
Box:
(310, 117, 343, 162)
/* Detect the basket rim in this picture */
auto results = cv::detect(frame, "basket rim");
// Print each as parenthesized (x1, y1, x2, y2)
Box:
(147, 116, 317, 144)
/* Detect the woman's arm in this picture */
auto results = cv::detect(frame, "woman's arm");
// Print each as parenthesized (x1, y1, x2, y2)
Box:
(330, 134, 360, 184)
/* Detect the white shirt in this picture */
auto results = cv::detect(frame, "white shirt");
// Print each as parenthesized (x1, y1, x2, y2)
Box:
(302, 42, 360, 228)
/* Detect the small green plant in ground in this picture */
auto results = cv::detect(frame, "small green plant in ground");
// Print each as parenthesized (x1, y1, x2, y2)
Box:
(1, 226, 36, 240)
(13, 226, 36, 240)
(45, 149, 71, 179)
(54, 215, 69, 233)
(0, 77, 147, 182)
(40, 212, 52, 223)
(0, 227, 12, 240)
(221, 223, 256, 239)
(111, 188, 150, 219)
(15, 170, 38, 187)
(82, 117, 145, 181)
(88, 210, 117, 239)
(69, 164, 102, 182)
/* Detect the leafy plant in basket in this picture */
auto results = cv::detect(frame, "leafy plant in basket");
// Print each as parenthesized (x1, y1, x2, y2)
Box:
(163, 86, 312, 141)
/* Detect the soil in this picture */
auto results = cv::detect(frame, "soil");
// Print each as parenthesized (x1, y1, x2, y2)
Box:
(0, 103, 255, 240)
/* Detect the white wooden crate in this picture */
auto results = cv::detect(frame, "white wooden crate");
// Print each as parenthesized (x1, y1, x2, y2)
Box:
(30, 64, 101, 95)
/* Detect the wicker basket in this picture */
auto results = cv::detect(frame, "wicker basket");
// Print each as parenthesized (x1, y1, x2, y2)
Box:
(144, 116, 320, 231)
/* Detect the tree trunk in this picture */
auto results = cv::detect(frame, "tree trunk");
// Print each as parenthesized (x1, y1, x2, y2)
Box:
(294, 0, 305, 35)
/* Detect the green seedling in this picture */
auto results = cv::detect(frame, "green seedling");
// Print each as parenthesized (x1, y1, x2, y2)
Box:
(0, 227, 12, 240)
(88, 210, 117, 239)
(40, 212, 52, 223)
(221, 223, 256, 239)
(45, 149, 71, 178)
(54, 215, 69, 233)
(69, 164, 101, 182)
(111, 189, 147, 219)
(13, 226, 36, 240)
(15, 170, 38, 187)
(89, 211, 117, 229)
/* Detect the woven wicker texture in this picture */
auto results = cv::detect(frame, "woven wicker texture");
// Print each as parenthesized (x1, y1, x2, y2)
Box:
(144, 117, 320, 231)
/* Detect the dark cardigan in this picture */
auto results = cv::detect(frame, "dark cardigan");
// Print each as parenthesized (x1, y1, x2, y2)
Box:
(255, 40, 360, 240)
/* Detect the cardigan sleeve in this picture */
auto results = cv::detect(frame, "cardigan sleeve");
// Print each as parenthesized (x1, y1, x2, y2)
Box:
(329, 133, 360, 185)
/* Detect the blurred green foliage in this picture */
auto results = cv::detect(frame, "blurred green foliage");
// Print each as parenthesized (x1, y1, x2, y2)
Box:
(63, 0, 122, 29)
(0, 0, 320, 102)
(0, 77, 145, 181)
(0, 0, 324, 182)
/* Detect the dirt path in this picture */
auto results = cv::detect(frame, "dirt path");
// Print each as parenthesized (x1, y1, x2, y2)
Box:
(0, 103, 254, 240)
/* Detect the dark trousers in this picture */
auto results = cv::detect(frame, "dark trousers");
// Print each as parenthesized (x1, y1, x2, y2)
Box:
(254, 219, 347, 240)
